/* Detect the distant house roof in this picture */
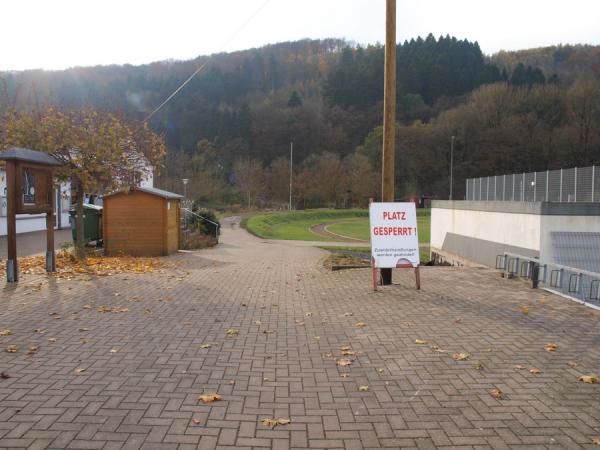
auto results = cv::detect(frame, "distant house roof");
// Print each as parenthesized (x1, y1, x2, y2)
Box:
(105, 186, 183, 200)
(0, 147, 62, 166)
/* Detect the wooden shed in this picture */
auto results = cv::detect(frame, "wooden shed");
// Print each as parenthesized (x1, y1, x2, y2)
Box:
(102, 186, 183, 256)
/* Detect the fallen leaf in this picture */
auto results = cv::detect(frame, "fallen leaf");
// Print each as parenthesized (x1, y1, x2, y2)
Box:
(544, 342, 558, 352)
(403, 320, 412, 327)
(355, 322, 366, 328)
(377, 368, 384, 374)
(337, 359, 353, 367)
(198, 393, 222, 403)
(358, 385, 369, 392)
(5, 346, 18, 353)
(255, 320, 262, 325)
(514, 364, 525, 369)
(454, 317, 462, 324)
(567, 361, 579, 368)
(529, 368, 541, 374)
(305, 312, 312, 317)
(431, 345, 446, 353)
(0, 330, 12, 336)
(1, 372, 10, 379)
(475, 362, 484, 370)
(192, 418, 201, 424)
(452, 352, 469, 361)
(226, 329, 239, 336)
(414, 339, 427, 345)
(79, 327, 89, 332)
(592, 438, 600, 445)
(490, 388, 503, 399)
(261, 418, 291, 428)
(27, 346, 38, 354)
(578, 374, 599, 384)
(34, 328, 45, 334)
(47, 338, 56, 343)
(521, 306, 529, 315)
(263, 330, 276, 334)
(343, 312, 353, 317)
(75, 368, 86, 373)
(228, 380, 235, 385)
(342, 350, 356, 356)
(340, 346, 351, 351)
(200, 344, 211, 349)
(340, 373, 349, 378)
(109, 349, 118, 353)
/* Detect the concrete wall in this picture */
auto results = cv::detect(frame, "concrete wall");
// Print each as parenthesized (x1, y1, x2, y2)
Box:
(431, 201, 600, 268)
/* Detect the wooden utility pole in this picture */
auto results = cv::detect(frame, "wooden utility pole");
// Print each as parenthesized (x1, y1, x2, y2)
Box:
(381, 0, 397, 285)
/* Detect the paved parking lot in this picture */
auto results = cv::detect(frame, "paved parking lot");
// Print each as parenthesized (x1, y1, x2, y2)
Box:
(0, 222, 599, 449)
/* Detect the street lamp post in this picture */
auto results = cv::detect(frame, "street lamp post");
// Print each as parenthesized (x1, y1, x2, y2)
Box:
(289, 142, 293, 210)
(182, 178, 189, 201)
(449, 135, 455, 200)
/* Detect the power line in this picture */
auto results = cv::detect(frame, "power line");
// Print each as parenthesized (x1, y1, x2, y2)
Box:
(144, 0, 271, 123)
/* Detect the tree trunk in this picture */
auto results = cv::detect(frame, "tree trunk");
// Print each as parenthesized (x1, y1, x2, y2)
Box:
(75, 179, 86, 260)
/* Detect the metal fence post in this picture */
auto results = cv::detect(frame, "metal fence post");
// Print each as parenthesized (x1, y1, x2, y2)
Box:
(534, 172, 536, 202)
(512, 174, 515, 201)
(522, 172, 525, 201)
(593, 165, 596, 202)
(487, 177, 489, 201)
(479, 177, 482, 201)
(494, 176, 497, 201)
(546, 170, 549, 201)
(503, 174, 506, 200)
(560, 169, 563, 202)
(574, 167, 577, 202)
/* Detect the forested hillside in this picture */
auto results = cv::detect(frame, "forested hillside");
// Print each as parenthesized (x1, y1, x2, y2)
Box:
(1, 36, 599, 207)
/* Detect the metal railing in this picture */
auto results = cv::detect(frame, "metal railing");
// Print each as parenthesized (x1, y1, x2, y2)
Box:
(466, 165, 599, 202)
(181, 208, 220, 241)
(496, 252, 600, 307)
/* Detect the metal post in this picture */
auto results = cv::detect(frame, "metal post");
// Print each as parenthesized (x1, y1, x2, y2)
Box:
(449, 135, 454, 200)
(486, 177, 489, 201)
(494, 176, 497, 201)
(503, 174, 506, 200)
(592, 165, 596, 202)
(546, 170, 549, 201)
(574, 167, 577, 202)
(522, 172, 525, 201)
(6, 160, 17, 282)
(512, 174, 515, 201)
(560, 168, 563, 202)
(479, 177, 481, 201)
(289, 141, 293, 210)
(534, 172, 536, 202)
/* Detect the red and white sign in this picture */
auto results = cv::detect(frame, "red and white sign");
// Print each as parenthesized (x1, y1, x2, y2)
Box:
(369, 202, 420, 268)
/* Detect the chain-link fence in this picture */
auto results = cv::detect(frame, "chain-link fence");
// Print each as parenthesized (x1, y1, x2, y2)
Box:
(465, 165, 599, 202)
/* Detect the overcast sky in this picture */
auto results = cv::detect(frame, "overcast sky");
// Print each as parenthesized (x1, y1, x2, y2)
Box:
(1, 0, 599, 71)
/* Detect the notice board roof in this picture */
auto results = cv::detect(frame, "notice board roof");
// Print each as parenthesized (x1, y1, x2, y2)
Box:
(0, 147, 62, 166)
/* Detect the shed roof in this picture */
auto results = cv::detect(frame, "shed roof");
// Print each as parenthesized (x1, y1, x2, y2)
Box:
(105, 186, 183, 200)
(0, 147, 62, 166)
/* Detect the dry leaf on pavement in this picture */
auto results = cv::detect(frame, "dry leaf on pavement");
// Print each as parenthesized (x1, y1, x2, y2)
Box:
(567, 361, 579, 368)
(452, 352, 469, 361)
(198, 393, 223, 403)
(514, 364, 525, 369)
(6, 346, 18, 353)
(200, 344, 211, 349)
(355, 322, 366, 328)
(414, 339, 427, 345)
(592, 438, 600, 445)
(27, 346, 38, 354)
(490, 388, 503, 399)
(0, 330, 11, 336)
(47, 338, 56, 343)
(75, 368, 86, 373)
(226, 329, 239, 336)
(337, 359, 353, 367)
(261, 418, 291, 428)
(544, 343, 558, 352)
(358, 385, 369, 392)
(578, 374, 599, 384)
(529, 368, 541, 374)
(431, 345, 446, 353)
(521, 306, 529, 315)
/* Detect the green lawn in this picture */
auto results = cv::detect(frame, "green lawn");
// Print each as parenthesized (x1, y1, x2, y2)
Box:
(326, 211, 431, 244)
(243, 208, 431, 262)
(243, 209, 368, 241)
